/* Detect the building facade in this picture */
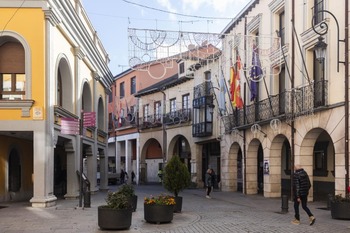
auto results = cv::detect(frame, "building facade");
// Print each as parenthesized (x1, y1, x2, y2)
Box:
(219, 0, 349, 201)
(0, 0, 113, 207)
(119, 0, 349, 203)
(108, 61, 178, 184)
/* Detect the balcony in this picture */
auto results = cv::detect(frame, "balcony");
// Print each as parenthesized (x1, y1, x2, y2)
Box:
(138, 109, 192, 130)
(222, 80, 328, 132)
(164, 108, 192, 125)
(138, 114, 162, 130)
(192, 122, 213, 137)
(192, 97, 214, 137)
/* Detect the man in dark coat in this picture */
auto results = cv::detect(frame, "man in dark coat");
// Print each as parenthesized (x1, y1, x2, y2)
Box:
(291, 165, 316, 225)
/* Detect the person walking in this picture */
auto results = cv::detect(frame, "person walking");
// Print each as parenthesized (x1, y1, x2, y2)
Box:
(120, 169, 125, 184)
(205, 168, 213, 199)
(291, 165, 316, 225)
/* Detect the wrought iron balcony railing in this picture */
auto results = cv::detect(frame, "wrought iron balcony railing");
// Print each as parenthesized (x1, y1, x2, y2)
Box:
(192, 122, 213, 137)
(222, 79, 328, 133)
(193, 82, 213, 99)
(164, 108, 191, 125)
(138, 114, 162, 129)
(138, 108, 192, 130)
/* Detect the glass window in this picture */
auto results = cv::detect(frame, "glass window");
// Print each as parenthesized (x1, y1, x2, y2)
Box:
(279, 11, 285, 46)
(130, 76, 136, 94)
(179, 62, 185, 74)
(120, 82, 125, 99)
(0, 41, 26, 101)
(57, 70, 62, 106)
(144, 104, 149, 121)
(0, 73, 25, 100)
(155, 101, 161, 120)
(313, 0, 324, 25)
(182, 94, 189, 109)
(170, 98, 176, 114)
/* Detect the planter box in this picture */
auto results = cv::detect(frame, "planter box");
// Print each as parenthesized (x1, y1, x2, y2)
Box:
(174, 196, 183, 213)
(144, 204, 174, 224)
(128, 195, 138, 212)
(98, 206, 132, 230)
(331, 202, 350, 220)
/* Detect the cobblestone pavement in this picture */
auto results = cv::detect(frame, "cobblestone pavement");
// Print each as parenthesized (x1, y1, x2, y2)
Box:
(1, 184, 350, 233)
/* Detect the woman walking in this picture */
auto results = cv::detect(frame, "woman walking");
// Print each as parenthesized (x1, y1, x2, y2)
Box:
(205, 169, 213, 199)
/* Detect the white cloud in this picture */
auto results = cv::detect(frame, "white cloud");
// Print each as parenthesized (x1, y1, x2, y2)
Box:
(181, 0, 250, 15)
(156, 0, 178, 20)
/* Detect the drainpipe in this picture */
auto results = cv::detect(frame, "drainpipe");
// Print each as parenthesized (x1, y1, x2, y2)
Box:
(161, 89, 167, 165)
(344, 0, 349, 193)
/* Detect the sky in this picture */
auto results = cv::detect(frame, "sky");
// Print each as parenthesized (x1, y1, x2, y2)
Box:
(82, 0, 251, 76)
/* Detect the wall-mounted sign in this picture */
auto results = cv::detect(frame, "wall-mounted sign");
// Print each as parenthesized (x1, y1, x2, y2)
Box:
(33, 106, 43, 120)
(264, 160, 270, 175)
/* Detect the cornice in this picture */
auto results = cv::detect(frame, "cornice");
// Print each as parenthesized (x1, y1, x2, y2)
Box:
(44, 8, 61, 26)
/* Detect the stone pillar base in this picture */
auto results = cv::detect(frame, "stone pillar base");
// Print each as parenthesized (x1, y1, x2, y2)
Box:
(30, 195, 57, 207)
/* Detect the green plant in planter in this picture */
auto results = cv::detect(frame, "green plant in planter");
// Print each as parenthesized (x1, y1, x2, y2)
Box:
(163, 155, 190, 213)
(163, 155, 191, 197)
(105, 191, 131, 209)
(117, 184, 135, 197)
(117, 184, 138, 211)
(98, 191, 133, 230)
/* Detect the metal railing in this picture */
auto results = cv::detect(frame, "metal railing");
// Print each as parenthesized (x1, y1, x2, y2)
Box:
(222, 79, 328, 132)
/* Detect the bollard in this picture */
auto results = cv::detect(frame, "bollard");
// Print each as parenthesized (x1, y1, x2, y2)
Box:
(281, 195, 288, 213)
(84, 191, 91, 208)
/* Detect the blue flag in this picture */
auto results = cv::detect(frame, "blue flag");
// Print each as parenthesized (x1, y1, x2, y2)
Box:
(250, 45, 262, 101)
(218, 69, 227, 114)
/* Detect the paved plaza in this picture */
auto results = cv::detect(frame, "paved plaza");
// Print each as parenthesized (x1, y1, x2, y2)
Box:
(1, 184, 350, 233)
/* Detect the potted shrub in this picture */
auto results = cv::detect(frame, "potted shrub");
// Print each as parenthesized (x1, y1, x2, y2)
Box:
(330, 193, 350, 220)
(117, 184, 138, 212)
(144, 194, 176, 224)
(163, 155, 191, 212)
(97, 191, 133, 230)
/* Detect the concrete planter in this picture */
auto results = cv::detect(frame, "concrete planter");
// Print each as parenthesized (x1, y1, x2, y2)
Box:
(331, 202, 350, 220)
(144, 204, 174, 224)
(98, 206, 132, 230)
(173, 196, 183, 213)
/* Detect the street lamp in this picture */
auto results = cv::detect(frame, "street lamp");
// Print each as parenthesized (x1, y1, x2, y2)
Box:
(311, 10, 345, 72)
(208, 104, 215, 114)
(311, 8, 348, 195)
(313, 36, 327, 62)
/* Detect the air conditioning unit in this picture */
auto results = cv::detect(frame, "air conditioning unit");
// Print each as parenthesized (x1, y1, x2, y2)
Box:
(179, 63, 196, 78)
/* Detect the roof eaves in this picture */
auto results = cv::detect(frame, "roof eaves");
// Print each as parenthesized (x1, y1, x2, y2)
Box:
(220, 0, 259, 37)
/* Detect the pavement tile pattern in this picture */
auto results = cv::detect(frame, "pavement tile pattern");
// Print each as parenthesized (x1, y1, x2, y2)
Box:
(0, 185, 350, 233)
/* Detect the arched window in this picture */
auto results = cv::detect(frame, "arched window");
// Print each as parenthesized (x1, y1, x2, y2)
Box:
(8, 149, 21, 192)
(57, 69, 62, 106)
(0, 41, 25, 100)
(97, 97, 104, 130)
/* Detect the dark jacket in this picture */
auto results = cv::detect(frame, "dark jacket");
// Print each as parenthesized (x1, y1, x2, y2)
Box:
(205, 173, 212, 187)
(293, 168, 311, 197)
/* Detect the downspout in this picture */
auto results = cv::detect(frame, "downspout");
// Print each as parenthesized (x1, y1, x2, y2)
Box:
(344, 0, 349, 193)
(160, 89, 167, 165)
(243, 16, 247, 195)
(243, 83, 247, 195)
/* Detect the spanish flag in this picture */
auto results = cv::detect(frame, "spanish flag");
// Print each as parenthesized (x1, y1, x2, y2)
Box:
(230, 56, 244, 109)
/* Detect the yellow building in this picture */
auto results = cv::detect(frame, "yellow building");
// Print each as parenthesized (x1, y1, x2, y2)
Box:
(0, 0, 113, 207)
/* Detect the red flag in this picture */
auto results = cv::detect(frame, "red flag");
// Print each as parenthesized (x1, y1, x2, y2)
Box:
(235, 56, 244, 109)
(118, 102, 123, 127)
(230, 65, 236, 105)
(230, 55, 244, 109)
